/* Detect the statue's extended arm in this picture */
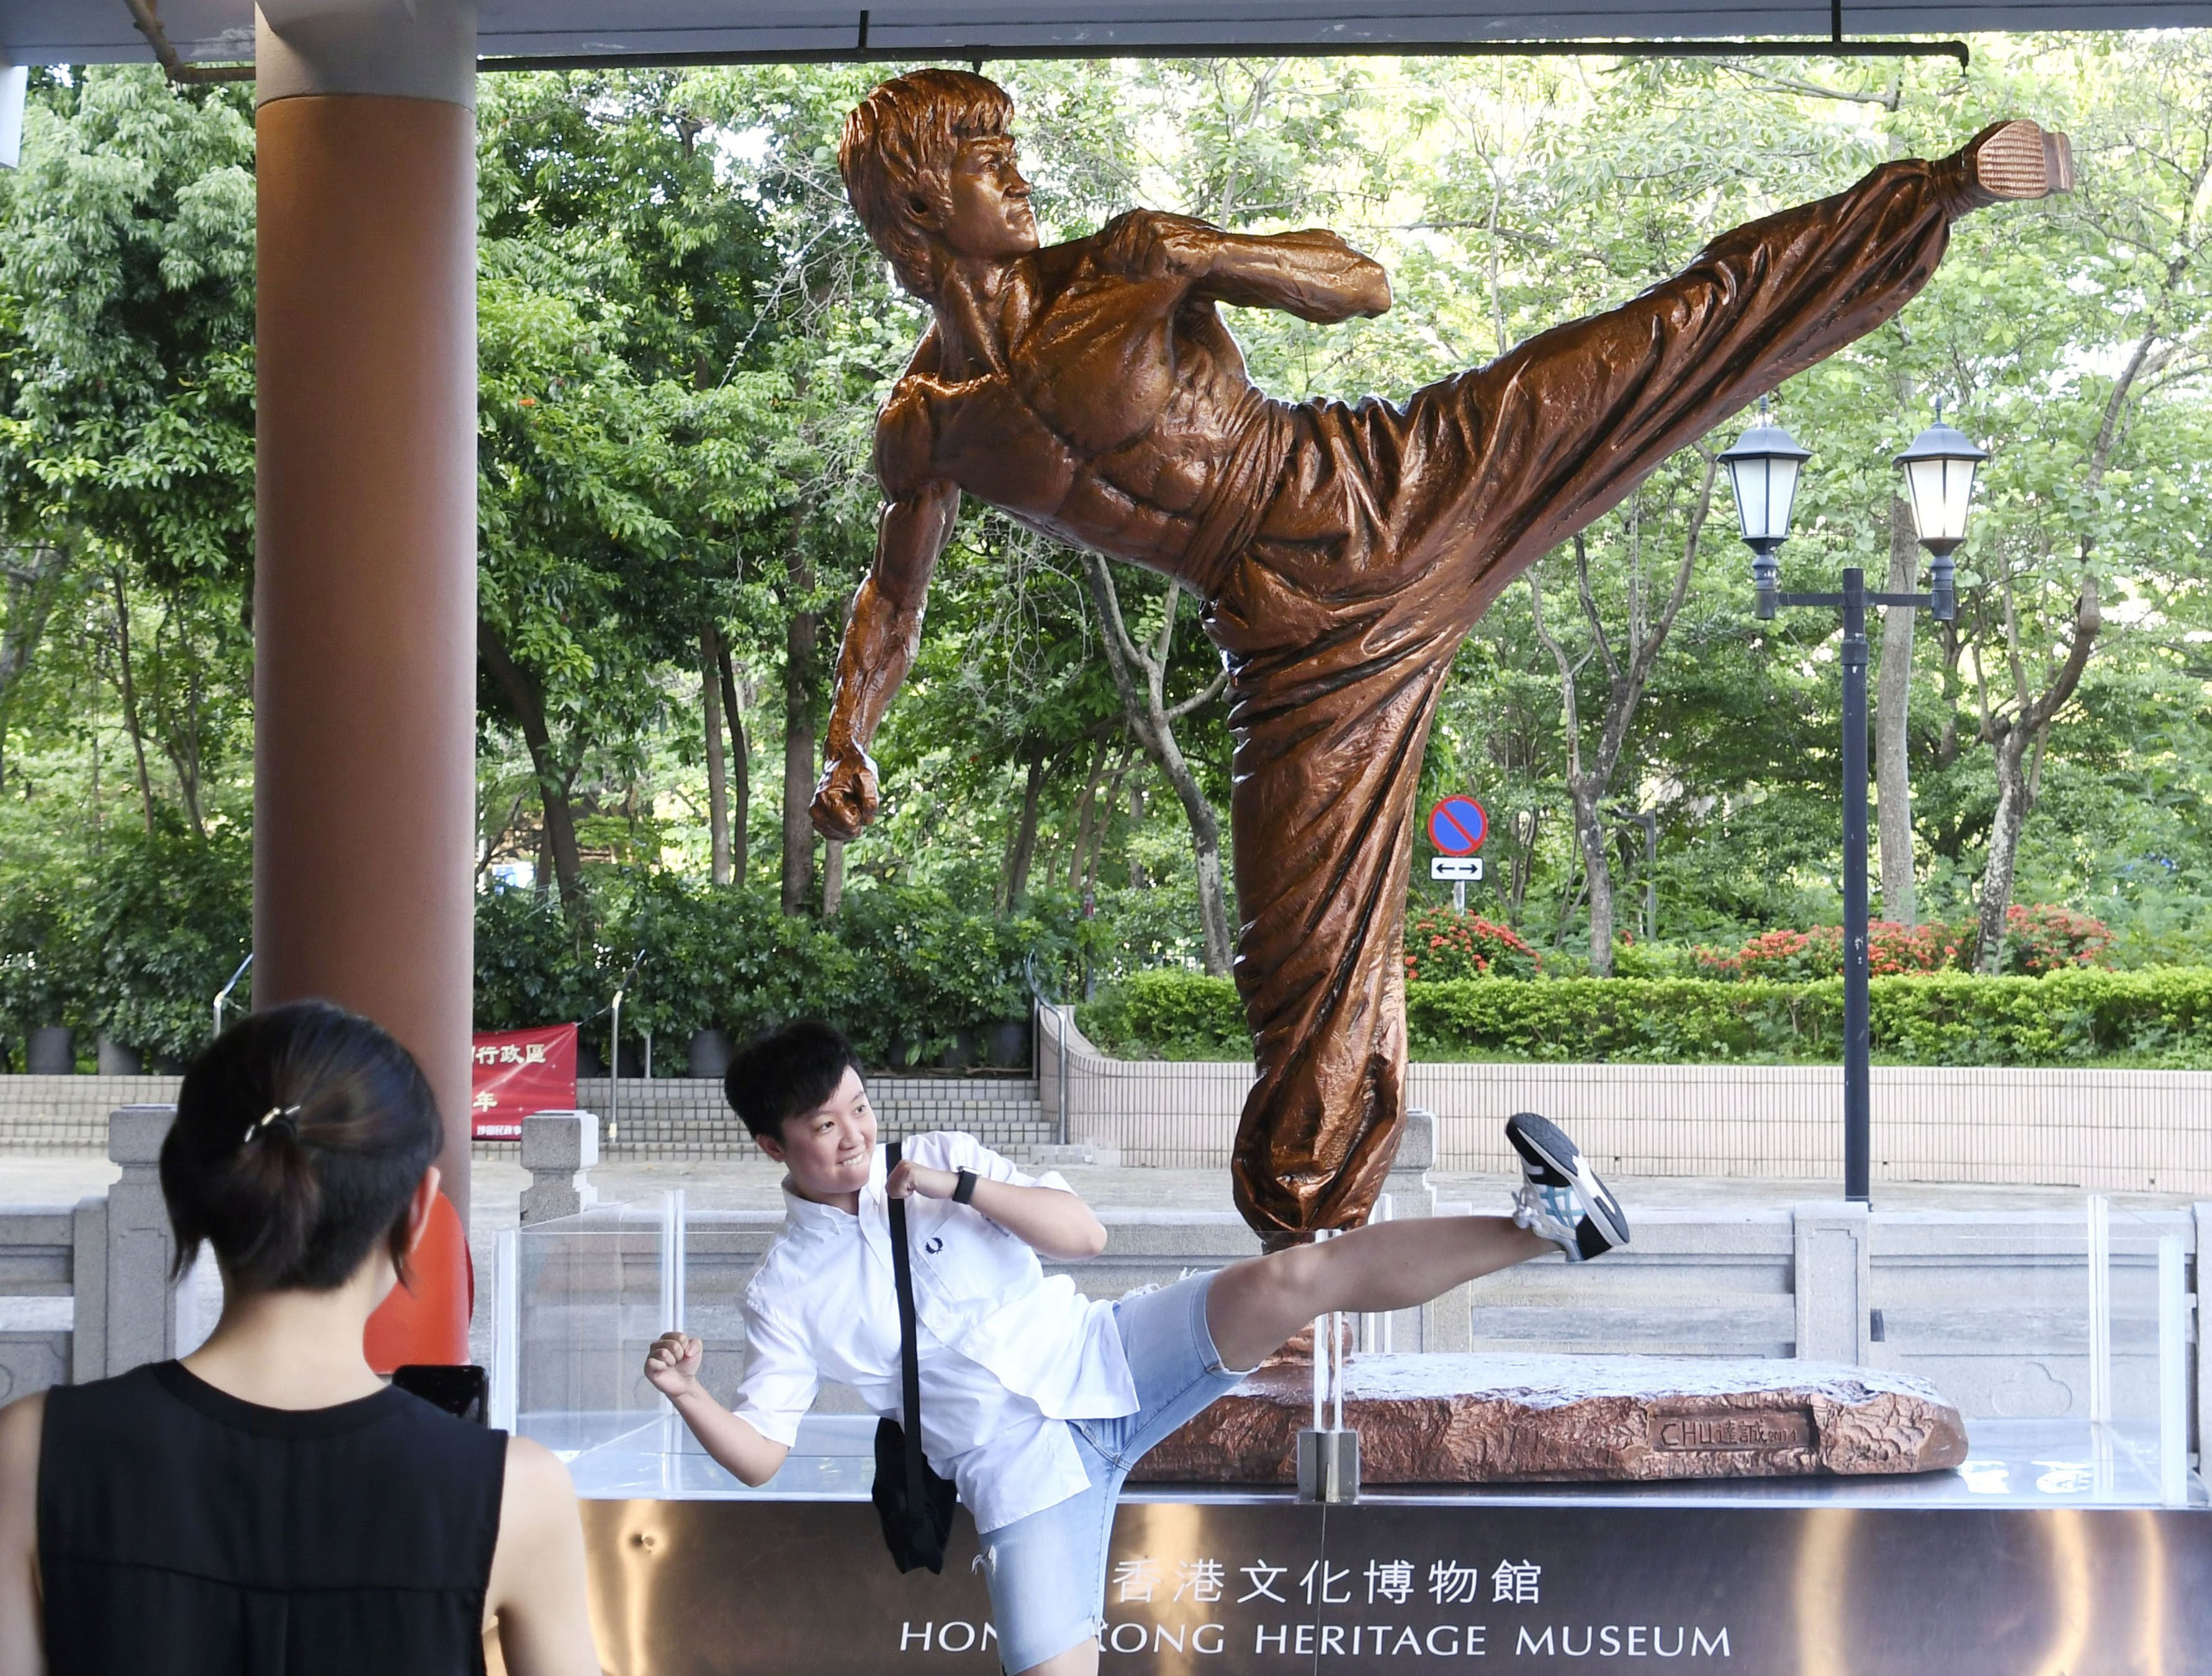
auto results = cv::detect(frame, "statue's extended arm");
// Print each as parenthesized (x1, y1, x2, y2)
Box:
(1099, 211, 1391, 323)
(811, 477, 961, 842)
(1473, 120, 2070, 580)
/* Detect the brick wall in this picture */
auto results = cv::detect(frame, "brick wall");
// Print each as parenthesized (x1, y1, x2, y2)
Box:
(574, 1075, 1050, 1159)
(0, 1076, 182, 1151)
(0, 1073, 1050, 1160)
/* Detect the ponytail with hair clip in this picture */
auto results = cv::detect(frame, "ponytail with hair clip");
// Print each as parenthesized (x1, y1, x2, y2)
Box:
(244, 1104, 302, 1146)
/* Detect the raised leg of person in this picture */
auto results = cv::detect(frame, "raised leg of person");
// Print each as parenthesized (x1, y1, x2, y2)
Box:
(1204, 1212, 1550, 1376)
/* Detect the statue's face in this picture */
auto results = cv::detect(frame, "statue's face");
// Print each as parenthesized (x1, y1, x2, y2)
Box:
(932, 132, 1038, 259)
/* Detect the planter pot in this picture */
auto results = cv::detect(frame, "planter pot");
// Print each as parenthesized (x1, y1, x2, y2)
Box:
(576, 1042, 607, 1079)
(27, 1027, 75, 1075)
(884, 1032, 925, 1071)
(614, 1041, 647, 1079)
(984, 1020, 1032, 1070)
(937, 1029, 980, 1071)
(687, 1028, 734, 1081)
(96, 1036, 143, 1076)
(149, 1052, 188, 1075)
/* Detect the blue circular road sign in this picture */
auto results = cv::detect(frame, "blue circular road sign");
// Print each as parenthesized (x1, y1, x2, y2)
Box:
(1427, 796, 1488, 856)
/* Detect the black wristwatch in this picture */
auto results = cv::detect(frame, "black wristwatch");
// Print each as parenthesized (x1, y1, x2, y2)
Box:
(952, 1168, 979, 1205)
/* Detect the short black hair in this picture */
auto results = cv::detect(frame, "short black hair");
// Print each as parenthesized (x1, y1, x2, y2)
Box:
(161, 1001, 443, 1293)
(724, 1020, 865, 1140)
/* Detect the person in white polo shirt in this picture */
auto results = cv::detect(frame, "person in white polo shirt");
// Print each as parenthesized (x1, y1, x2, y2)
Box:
(644, 1020, 1626, 1676)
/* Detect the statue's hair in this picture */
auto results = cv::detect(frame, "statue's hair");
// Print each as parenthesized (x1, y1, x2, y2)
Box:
(839, 70, 1015, 300)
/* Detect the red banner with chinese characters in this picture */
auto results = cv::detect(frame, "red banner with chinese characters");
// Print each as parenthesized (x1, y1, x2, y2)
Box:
(470, 1023, 579, 1139)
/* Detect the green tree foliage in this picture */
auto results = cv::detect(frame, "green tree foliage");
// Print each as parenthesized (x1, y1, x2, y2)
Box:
(4, 44, 2211, 1067)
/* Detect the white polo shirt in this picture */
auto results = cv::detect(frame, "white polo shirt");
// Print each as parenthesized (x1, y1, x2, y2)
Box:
(733, 1132, 1138, 1533)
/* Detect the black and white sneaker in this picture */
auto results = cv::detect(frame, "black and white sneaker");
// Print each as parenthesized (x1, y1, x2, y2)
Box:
(1506, 1111, 1630, 1262)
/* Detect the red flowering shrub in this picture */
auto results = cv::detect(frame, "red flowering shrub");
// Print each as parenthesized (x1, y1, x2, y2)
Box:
(1693, 908, 2110, 981)
(1403, 909, 1542, 982)
(1696, 927, 1835, 981)
(2000, 903, 2114, 975)
(1867, 921, 1966, 975)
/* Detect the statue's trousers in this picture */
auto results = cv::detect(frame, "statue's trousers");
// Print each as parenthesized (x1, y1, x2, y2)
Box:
(1203, 156, 1975, 1239)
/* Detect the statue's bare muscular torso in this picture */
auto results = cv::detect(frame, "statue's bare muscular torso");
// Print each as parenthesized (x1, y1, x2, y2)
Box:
(876, 210, 1366, 579)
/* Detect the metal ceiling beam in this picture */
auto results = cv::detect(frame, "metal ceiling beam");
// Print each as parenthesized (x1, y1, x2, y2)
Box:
(475, 33, 1971, 73)
(109, 0, 1976, 88)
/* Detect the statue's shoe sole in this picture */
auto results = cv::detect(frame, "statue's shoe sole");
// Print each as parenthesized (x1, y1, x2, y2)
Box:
(1506, 1111, 1631, 1255)
(1974, 119, 2074, 200)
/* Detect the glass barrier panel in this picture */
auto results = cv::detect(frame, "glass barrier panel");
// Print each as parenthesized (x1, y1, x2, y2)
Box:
(1869, 1197, 2195, 1508)
(511, 1197, 673, 1468)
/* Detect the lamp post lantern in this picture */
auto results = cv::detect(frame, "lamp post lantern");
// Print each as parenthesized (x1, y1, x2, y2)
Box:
(1723, 403, 1976, 1205)
(1717, 404, 1813, 621)
(1895, 399, 1987, 621)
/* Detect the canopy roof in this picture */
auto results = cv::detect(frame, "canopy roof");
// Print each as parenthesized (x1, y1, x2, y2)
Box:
(4, 1, 2207, 70)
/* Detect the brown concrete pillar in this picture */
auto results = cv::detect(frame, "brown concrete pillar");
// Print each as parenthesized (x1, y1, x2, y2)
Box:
(253, 1, 478, 1291)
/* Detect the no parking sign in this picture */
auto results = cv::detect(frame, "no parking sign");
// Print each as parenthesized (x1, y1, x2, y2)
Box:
(1426, 795, 1487, 855)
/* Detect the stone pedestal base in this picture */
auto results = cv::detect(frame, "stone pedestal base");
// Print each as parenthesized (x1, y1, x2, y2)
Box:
(1131, 1354, 1967, 1484)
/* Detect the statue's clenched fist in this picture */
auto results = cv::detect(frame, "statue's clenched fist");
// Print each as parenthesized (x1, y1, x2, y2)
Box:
(1959, 119, 2074, 204)
(811, 746, 880, 842)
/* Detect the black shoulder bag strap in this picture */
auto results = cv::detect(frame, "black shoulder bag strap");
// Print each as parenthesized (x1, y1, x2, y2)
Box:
(873, 1137, 956, 1573)
(886, 1138, 930, 1535)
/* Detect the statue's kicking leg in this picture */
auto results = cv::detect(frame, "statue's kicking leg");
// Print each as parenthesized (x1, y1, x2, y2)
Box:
(1213, 122, 2065, 1242)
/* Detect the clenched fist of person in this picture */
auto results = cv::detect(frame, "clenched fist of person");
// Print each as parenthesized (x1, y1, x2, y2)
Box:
(886, 1157, 961, 1201)
(643, 1331, 704, 1401)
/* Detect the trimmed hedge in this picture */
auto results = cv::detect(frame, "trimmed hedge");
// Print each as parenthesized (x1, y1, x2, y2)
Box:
(475, 876, 1100, 1070)
(3, 845, 1092, 1072)
(0, 822, 253, 1066)
(1076, 967, 2212, 1068)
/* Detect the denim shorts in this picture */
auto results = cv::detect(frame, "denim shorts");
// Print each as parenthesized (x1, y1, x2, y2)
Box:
(975, 1271, 1253, 1674)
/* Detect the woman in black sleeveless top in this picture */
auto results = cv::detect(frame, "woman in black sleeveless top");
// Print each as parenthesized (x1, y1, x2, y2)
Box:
(0, 1002, 600, 1676)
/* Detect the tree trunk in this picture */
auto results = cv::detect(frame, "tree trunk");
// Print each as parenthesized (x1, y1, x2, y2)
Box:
(1068, 737, 1108, 893)
(1087, 748, 1133, 896)
(1874, 495, 1920, 926)
(1525, 468, 1717, 978)
(0, 543, 73, 794)
(781, 543, 819, 917)
(1972, 572, 2100, 971)
(1506, 810, 1538, 926)
(1967, 317, 2143, 964)
(1003, 746, 1045, 911)
(821, 837, 845, 917)
(1569, 782, 1616, 975)
(701, 623, 732, 885)
(1079, 556, 1234, 975)
(479, 619, 584, 906)
(109, 572, 158, 839)
(1976, 724, 2034, 973)
(718, 640, 749, 885)
(150, 592, 209, 838)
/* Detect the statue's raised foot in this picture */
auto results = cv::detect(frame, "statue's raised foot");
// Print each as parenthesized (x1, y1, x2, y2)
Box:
(1963, 119, 2074, 204)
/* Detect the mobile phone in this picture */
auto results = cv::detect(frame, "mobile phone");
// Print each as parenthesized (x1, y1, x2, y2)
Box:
(391, 1363, 491, 1425)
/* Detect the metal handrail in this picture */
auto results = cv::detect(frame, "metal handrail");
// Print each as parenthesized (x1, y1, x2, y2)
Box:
(606, 949, 645, 1142)
(212, 953, 253, 1040)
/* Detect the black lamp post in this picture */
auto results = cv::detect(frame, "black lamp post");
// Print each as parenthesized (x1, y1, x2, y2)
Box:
(1720, 402, 1979, 1205)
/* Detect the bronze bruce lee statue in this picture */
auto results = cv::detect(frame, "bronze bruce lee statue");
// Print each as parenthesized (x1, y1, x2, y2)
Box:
(811, 70, 2072, 1243)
